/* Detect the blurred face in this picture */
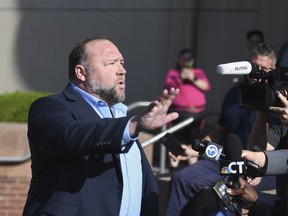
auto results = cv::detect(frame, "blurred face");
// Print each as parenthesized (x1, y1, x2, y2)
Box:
(249, 54, 274, 84)
(248, 35, 263, 50)
(81, 40, 126, 106)
(251, 55, 274, 72)
(179, 52, 194, 68)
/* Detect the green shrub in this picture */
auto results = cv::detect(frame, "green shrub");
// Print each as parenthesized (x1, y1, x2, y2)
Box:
(0, 91, 51, 123)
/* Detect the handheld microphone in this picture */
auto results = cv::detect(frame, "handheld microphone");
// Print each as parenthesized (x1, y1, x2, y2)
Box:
(222, 134, 243, 189)
(216, 61, 252, 75)
(192, 139, 224, 162)
(246, 160, 266, 178)
(192, 137, 265, 178)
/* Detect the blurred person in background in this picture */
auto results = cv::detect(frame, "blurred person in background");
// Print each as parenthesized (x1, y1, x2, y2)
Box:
(246, 29, 265, 51)
(164, 48, 211, 169)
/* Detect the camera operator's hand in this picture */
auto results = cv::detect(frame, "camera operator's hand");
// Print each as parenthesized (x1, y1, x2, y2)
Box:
(269, 90, 288, 125)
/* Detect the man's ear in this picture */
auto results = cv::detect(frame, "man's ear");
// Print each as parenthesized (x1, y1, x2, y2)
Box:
(75, 65, 86, 81)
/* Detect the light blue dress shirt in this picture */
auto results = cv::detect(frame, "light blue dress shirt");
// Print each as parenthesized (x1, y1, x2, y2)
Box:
(71, 83, 143, 216)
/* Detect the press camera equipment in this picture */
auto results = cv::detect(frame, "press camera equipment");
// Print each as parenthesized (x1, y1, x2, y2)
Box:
(238, 65, 288, 110)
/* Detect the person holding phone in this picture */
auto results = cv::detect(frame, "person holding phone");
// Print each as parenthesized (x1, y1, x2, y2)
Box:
(164, 48, 211, 168)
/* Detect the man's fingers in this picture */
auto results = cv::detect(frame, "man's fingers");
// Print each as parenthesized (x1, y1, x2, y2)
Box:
(167, 112, 179, 121)
(157, 88, 179, 106)
(169, 87, 180, 96)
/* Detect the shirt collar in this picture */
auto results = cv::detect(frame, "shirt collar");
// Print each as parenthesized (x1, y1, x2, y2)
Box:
(70, 83, 127, 117)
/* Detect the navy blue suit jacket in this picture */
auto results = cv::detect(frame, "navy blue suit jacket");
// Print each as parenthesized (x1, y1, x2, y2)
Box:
(23, 84, 159, 216)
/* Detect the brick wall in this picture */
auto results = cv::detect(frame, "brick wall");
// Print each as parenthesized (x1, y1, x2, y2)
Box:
(0, 124, 156, 216)
(0, 167, 31, 216)
(0, 123, 31, 216)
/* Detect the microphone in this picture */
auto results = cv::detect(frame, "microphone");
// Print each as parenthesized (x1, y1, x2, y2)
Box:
(222, 134, 243, 189)
(192, 139, 224, 162)
(246, 160, 266, 178)
(224, 134, 242, 161)
(192, 137, 264, 178)
(216, 61, 252, 75)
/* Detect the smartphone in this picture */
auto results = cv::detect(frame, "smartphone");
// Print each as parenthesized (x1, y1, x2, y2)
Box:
(159, 133, 185, 156)
(213, 180, 231, 207)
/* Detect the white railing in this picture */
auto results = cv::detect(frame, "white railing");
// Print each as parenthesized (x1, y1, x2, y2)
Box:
(127, 101, 194, 174)
(0, 154, 31, 164)
(142, 118, 194, 173)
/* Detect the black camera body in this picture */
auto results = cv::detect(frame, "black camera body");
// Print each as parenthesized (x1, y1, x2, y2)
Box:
(238, 66, 288, 110)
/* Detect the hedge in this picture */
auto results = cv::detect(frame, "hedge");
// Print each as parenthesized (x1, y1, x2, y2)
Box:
(0, 91, 51, 123)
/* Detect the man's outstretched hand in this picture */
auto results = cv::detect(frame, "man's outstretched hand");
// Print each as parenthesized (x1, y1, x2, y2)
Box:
(130, 88, 179, 136)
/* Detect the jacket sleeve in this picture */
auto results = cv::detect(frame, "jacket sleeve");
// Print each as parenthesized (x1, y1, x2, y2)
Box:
(28, 95, 130, 157)
(265, 149, 288, 175)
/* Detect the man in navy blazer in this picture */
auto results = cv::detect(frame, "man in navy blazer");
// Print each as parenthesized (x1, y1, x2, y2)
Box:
(23, 36, 179, 216)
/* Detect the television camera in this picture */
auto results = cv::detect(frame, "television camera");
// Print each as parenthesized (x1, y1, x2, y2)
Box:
(217, 61, 288, 110)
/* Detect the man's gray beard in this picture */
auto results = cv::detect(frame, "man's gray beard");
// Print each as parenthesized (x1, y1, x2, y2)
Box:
(91, 85, 125, 106)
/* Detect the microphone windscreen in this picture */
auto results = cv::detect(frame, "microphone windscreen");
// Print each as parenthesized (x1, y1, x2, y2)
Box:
(192, 139, 201, 151)
(216, 61, 252, 75)
(224, 134, 242, 161)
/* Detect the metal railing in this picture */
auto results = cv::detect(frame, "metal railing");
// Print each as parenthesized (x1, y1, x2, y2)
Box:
(141, 118, 194, 148)
(127, 101, 151, 111)
(0, 154, 31, 164)
(142, 117, 194, 173)
(127, 101, 194, 174)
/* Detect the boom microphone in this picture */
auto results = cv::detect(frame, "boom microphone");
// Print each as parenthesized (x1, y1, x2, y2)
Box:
(216, 61, 252, 75)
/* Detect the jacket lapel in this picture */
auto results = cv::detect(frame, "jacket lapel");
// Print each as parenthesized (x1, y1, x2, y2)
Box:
(62, 84, 101, 120)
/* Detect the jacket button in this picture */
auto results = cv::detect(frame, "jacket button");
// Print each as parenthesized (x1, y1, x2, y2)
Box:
(116, 186, 123, 193)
